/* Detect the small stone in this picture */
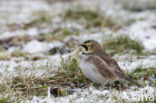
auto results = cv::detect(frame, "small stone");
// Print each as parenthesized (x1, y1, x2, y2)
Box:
(50, 87, 60, 97)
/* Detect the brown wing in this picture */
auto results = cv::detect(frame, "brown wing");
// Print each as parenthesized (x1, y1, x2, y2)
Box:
(97, 51, 124, 73)
(86, 54, 117, 80)
(96, 51, 143, 87)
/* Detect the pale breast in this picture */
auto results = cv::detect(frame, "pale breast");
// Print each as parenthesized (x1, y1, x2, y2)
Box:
(80, 56, 106, 84)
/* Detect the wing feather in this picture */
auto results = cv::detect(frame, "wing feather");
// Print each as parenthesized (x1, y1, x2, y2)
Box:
(87, 54, 117, 80)
(95, 51, 143, 87)
(97, 51, 124, 73)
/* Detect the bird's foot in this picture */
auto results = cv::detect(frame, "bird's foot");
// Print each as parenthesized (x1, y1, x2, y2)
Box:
(93, 83, 103, 89)
(113, 81, 126, 90)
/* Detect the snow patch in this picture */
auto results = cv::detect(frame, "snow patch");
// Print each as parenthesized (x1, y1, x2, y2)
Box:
(0, 28, 39, 39)
(25, 86, 155, 103)
(23, 40, 63, 53)
(128, 21, 156, 50)
(118, 55, 156, 71)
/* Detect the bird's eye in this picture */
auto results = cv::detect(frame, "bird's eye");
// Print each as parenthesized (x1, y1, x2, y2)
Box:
(83, 45, 88, 51)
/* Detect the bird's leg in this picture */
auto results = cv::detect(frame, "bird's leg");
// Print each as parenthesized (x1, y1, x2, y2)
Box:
(113, 81, 120, 89)
(113, 81, 126, 90)
(105, 83, 111, 90)
(93, 83, 102, 89)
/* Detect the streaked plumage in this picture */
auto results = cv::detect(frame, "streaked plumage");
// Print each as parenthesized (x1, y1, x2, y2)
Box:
(79, 40, 143, 88)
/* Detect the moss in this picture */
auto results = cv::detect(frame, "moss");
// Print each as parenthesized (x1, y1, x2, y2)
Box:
(63, 8, 115, 28)
(103, 35, 144, 56)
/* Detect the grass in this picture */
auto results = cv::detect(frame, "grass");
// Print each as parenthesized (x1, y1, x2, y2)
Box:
(38, 26, 80, 42)
(0, 83, 23, 103)
(127, 66, 156, 87)
(0, 56, 88, 102)
(103, 35, 144, 56)
(0, 52, 10, 60)
(1, 0, 156, 102)
(51, 56, 88, 87)
(117, 0, 156, 11)
(63, 8, 115, 29)
(23, 10, 51, 29)
(11, 50, 28, 58)
(1, 35, 32, 47)
(0, 55, 155, 102)
(51, 26, 80, 40)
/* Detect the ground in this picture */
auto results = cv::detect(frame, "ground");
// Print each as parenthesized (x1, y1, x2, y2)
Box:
(0, 0, 156, 103)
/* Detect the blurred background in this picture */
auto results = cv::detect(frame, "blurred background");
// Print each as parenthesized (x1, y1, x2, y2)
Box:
(0, 0, 156, 56)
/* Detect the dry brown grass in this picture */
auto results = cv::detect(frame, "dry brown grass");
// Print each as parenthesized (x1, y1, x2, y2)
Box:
(0, 56, 89, 102)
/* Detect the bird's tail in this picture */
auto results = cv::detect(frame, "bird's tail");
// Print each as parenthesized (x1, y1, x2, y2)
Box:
(115, 71, 143, 88)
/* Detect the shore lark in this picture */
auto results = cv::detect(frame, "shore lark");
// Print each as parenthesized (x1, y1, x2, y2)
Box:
(79, 40, 143, 88)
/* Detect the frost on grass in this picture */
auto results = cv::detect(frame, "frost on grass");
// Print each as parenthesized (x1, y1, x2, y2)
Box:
(26, 86, 156, 103)
(116, 0, 156, 11)
(55, 86, 155, 103)
(0, 0, 156, 103)
(0, 55, 88, 102)
(128, 67, 156, 87)
(102, 35, 144, 56)
(63, 7, 116, 29)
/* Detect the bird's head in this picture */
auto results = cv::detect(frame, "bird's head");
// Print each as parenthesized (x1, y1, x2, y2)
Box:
(79, 40, 103, 54)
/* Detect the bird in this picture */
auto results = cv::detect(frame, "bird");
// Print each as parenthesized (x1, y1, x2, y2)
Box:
(78, 39, 143, 88)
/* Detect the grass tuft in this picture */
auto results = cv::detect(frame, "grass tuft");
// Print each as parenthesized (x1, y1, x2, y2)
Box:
(63, 8, 115, 28)
(116, 0, 156, 11)
(52, 56, 88, 87)
(0, 56, 88, 102)
(127, 66, 156, 87)
(23, 10, 51, 29)
(103, 35, 144, 56)
(52, 27, 80, 40)
(38, 26, 80, 42)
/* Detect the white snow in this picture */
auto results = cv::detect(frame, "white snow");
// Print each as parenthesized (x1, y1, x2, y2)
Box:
(0, 28, 39, 39)
(25, 86, 156, 103)
(118, 55, 156, 72)
(0, 53, 71, 77)
(0, 0, 49, 24)
(128, 21, 156, 50)
(23, 40, 63, 53)
(27, 28, 39, 36)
